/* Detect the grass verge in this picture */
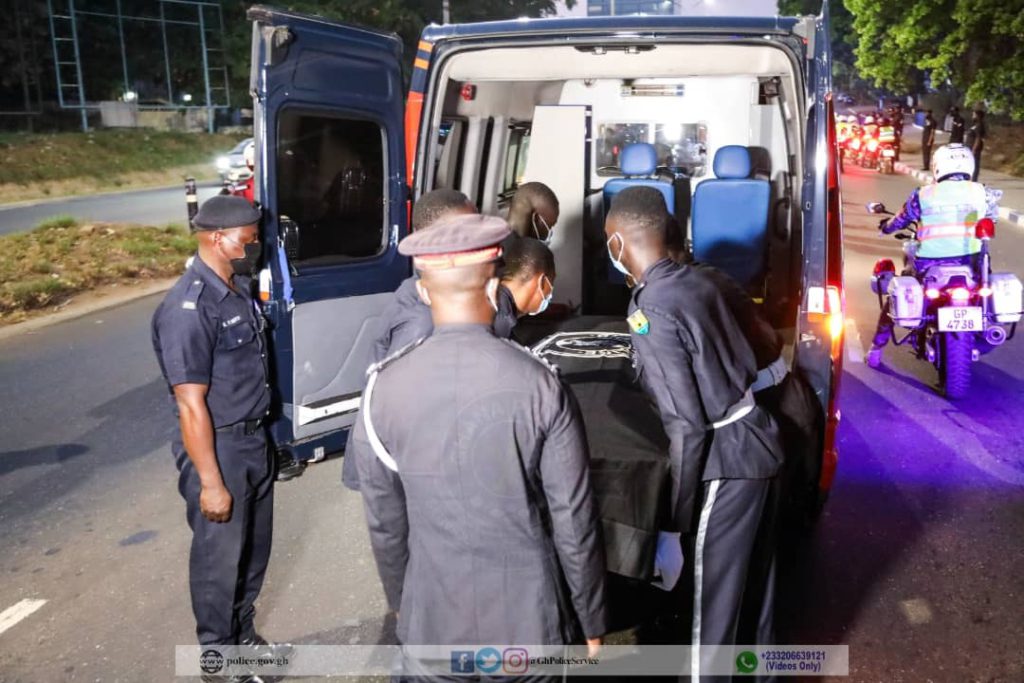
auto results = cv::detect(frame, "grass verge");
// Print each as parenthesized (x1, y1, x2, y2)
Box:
(0, 215, 194, 326)
(0, 129, 247, 204)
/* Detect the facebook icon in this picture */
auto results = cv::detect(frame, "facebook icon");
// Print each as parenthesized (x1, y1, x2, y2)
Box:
(451, 650, 476, 674)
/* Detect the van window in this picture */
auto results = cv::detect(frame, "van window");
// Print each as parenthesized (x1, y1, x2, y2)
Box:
(276, 110, 386, 267)
(595, 121, 708, 178)
(502, 122, 532, 195)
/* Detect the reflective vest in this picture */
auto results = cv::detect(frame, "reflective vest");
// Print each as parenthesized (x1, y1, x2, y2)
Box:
(916, 180, 988, 258)
(878, 126, 896, 143)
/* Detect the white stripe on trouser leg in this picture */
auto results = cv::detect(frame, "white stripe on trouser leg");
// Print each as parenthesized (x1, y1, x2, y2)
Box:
(691, 479, 721, 681)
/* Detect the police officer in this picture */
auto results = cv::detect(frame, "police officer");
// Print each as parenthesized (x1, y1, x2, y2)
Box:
(497, 236, 557, 326)
(604, 187, 783, 679)
(349, 214, 608, 681)
(922, 109, 937, 171)
(507, 181, 560, 244)
(151, 195, 280, 678)
(949, 106, 966, 145)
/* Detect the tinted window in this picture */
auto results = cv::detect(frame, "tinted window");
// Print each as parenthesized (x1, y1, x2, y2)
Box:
(276, 111, 385, 267)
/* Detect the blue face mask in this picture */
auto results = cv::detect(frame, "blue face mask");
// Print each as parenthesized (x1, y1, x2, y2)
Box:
(607, 233, 633, 279)
(529, 275, 553, 316)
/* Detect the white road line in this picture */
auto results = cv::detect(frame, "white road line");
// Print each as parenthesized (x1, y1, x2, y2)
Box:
(845, 318, 865, 364)
(0, 599, 47, 637)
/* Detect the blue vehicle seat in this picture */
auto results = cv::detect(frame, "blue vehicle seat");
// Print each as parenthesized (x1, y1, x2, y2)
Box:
(603, 143, 675, 214)
(691, 146, 770, 287)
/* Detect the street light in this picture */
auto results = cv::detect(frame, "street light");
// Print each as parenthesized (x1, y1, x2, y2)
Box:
(182, 93, 193, 103)
(123, 90, 137, 102)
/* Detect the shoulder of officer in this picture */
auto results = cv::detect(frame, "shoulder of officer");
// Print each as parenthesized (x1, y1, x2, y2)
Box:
(497, 337, 561, 377)
(368, 336, 428, 377)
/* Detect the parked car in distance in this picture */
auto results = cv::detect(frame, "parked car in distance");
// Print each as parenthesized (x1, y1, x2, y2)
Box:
(215, 137, 255, 181)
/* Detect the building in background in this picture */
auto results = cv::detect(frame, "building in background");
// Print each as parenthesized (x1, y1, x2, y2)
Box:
(553, 0, 778, 17)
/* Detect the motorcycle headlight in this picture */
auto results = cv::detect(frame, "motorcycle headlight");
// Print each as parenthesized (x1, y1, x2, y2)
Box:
(215, 156, 230, 172)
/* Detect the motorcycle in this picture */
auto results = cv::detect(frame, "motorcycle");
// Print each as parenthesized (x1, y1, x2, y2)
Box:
(867, 202, 1023, 398)
(877, 142, 896, 174)
(859, 133, 879, 169)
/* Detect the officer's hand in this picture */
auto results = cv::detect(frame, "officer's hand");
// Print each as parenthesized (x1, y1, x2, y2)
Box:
(878, 218, 890, 233)
(200, 483, 233, 523)
(586, 637, 603, 657)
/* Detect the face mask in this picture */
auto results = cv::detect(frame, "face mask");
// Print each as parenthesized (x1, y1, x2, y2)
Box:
(532, 212, 553, 246)
(529, 275, 553, 316)
(485, 277, 500, 312)
(606, 233, 633, 280)
(221, 233, 262, 276)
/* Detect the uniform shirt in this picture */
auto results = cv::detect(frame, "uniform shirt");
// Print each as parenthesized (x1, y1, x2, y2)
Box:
(690, 262, 782, 369)
(350, 324, 609, 645)
(151, 254, 270, 428)
(884, 181, 1000, 259)
(627, 259, 782, 534)
(949, 115, 966, 144)
(371, 276, 519, 363)
(923, 116, 937, 146)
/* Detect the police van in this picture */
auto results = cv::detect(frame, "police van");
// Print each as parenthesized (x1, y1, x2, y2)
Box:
(246, 2, 845, 510)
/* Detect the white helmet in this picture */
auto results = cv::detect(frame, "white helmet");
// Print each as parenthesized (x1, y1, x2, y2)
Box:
(933, 143, 974, 181)
(243, 141, 255, 169)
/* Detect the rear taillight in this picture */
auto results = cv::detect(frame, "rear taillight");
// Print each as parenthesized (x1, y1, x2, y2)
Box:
(926, 287, 942, 299)
(976, 218, 995, 240)
(873, 258, 896, 276)
(949, 287, 971, 303)
(826, 285, 844, 344)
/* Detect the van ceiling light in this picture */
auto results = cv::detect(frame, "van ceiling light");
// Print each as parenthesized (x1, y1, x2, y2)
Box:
(621, 84, 685, 97)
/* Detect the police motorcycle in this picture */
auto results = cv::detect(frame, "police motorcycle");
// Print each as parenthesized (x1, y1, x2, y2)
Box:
(867, 203, 1023, 398)
(876, 122, 897, 175)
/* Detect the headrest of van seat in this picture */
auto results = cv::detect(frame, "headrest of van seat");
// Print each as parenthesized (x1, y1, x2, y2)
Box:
(620, 143, 658, 176)
(713, 146, 752, 179)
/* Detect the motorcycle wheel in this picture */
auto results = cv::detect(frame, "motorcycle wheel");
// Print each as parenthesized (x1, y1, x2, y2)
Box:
(941, 333, 972, 399)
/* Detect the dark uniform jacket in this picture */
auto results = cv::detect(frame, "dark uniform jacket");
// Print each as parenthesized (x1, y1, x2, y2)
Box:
(151, 255, 270, 426)
(349, 323, 609, 645)
(627, 259, 782, 533)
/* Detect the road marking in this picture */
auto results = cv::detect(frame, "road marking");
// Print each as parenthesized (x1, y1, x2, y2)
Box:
(0, 599, 47, 636)
(845, 318, 865, 364)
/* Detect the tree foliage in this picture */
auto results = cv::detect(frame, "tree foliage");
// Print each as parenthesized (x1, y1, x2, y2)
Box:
(845, 0, 1024, 119)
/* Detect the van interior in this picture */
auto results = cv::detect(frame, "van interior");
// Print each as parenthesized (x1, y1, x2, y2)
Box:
(421, 42, 806, 331)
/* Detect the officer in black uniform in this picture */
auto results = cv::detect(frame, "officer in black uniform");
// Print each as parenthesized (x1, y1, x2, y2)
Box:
(507, 181, 560, 243)
(151, 195, 279, 670)
(371, 189, 477, 363)
(349, 214, 608, 681)
(604, 187, 783, 679)
(495, 236, 557, 330)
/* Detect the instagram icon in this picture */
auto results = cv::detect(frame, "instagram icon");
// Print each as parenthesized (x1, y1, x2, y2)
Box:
(503, 648, 529, 674)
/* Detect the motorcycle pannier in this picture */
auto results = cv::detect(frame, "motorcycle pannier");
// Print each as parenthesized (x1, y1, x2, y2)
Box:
(990, 273, 1023, 323)
(887, 276, 924, 327)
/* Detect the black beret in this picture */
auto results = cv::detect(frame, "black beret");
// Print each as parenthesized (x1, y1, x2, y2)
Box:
(192, 195, 262, 231)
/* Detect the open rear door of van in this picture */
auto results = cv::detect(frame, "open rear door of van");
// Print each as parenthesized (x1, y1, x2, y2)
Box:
(794, 0, 844, 513)
(248, 6, 409, 463)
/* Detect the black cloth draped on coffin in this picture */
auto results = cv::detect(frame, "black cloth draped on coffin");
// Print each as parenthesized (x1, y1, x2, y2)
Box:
(519, 316, 672, 582)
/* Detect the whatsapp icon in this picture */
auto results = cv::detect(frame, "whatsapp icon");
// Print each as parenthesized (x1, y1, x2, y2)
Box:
(736, 651, 759, 674)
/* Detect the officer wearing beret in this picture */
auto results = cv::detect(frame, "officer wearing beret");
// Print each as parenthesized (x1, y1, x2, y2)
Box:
(604, 187, 783, 679)
(151, 195, 280, 668)
(348, 214, 608, 680)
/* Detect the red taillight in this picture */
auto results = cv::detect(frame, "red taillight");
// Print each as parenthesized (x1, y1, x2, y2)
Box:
(950, 287, 971, 303)
(826, 286, 844, 342)
(979, 286, 993, 297)
(873, 258, 896, 276)
(976, 218, 995, 240)
(926, 287, 941, 299)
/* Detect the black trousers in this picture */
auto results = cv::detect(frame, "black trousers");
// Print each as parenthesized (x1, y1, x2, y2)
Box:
(922, 143, 933, 171)
(688, 478, 775, 682)
(174, 425, 274, 645)
(972, 144, 983, 182)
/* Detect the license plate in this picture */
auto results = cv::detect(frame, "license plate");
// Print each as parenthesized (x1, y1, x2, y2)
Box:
(882, 149, 896, 157)
(937, 306, 982, 331)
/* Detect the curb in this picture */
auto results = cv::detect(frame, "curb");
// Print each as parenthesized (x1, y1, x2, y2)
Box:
(0, 278, 175, 342)
(893, 161, 1024, 229)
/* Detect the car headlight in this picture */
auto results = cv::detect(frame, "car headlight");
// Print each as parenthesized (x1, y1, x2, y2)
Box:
(216, 156, 230, 171)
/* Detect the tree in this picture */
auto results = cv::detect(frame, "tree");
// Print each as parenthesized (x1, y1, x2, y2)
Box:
(778, 1, 860, 94)
(845, 0, 1024, 120)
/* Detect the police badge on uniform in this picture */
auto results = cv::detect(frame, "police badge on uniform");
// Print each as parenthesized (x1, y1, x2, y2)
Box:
(627, 310, 650, 335)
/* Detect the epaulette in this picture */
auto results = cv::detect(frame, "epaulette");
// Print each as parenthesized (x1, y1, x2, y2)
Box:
(365, 336, 427, 378)
(499, 337, 560, 376)
(181, 279, 205, 311)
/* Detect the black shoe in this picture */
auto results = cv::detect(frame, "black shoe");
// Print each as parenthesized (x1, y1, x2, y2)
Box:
(241, 633, 295, 659)
(275, 454, 305, 482)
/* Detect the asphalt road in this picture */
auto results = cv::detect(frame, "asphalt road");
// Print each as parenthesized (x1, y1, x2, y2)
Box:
(0, 181, 222, 236)
(0, 167, 1022, 682)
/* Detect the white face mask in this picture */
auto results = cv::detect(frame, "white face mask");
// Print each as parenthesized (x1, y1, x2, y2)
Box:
(532, 212, 554, 245)
(529, 275, 554, 316)
(485, 277, 500, 312)
(606, 232, 633, 280)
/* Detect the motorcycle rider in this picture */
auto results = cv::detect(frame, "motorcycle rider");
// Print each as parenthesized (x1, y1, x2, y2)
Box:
(866, 144, 1001, 368)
